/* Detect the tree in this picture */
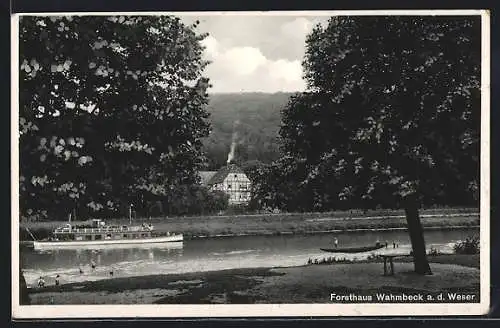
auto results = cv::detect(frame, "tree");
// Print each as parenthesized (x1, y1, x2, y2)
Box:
(19, 268, 30, 305)
(162, 184, 228, 216)
(279, 16, 481, 274)
(248, 155, 312, 212)
(19, 16, 211, 221)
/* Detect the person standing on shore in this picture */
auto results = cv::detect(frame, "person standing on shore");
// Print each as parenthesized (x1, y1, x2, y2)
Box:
(334, 237, 339, 249)
(37, 276, 45, 288)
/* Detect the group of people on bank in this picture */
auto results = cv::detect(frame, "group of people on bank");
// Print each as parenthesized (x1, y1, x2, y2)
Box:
(35, 258, 115, 289)
(332, 237, 400, 249)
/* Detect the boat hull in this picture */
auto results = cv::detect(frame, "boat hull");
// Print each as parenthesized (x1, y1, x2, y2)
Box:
(320, 244, 385, 253)
(33, 234, 183, 250)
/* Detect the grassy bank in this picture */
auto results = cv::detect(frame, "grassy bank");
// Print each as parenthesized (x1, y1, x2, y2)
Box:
(27, 254, 480, 305)
(19, 208, 479, 241)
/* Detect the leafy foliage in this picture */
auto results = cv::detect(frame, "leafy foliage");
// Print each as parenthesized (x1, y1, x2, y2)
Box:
(453, 236, 480, 254)
(19, 16, 211, 220)
(268, 16, 481, 212)
(162, 185, 229, 216)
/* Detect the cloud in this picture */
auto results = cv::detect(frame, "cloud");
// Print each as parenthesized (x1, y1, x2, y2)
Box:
(223, 47, 268, 76)
(280, 17, 316, 40)
(201, 35, 305, 93)
(202, 36, 268, 76)
(190, 15, 329, 93)
(202, 35, 219, 59)
(268, 59, 303, 83)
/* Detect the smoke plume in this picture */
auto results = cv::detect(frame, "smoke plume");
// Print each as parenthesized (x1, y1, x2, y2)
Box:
(226, 120, 240, 164)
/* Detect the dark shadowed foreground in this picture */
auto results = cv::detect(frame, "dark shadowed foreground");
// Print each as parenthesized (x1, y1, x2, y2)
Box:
(27, 255, 479, 305)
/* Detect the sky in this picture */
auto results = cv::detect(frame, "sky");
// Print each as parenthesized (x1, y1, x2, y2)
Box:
(179, 14, 330, 93)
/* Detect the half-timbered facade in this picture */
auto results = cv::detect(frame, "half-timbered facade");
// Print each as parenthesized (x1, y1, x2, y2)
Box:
(199, 164, 252, 205)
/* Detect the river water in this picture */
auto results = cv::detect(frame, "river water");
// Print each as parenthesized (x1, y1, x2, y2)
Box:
(20, 228, 478, 288)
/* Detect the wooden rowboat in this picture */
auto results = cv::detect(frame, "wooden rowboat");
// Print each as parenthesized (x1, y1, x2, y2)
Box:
(320, 244, 385, 253)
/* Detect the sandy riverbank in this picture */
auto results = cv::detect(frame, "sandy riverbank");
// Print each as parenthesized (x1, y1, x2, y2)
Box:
(26, 254, 480, 305)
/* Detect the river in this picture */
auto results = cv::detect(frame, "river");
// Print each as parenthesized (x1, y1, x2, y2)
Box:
(20, 227, 478, 288)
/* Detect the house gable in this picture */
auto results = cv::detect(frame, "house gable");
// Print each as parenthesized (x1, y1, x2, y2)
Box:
(206, 164, 252, 205)
(199, 171, 217, 186)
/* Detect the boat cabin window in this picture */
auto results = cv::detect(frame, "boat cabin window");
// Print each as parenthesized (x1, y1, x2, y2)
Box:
(95, 234, 102, 240)
(123, 234, 128, 238)
(106, 234, 112, 239)
(85, 235, 92, 241)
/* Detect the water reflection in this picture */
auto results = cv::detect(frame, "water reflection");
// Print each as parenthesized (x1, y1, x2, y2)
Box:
(37, 241, 184, 251)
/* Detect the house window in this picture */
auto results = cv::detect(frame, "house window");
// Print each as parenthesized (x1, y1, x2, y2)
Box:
(241, 185, 247, 190)
(227, 184, 232, 189)
(234, 174, 237, 178)
(95, 234, 102, 240)
(85, 235, 92, 241)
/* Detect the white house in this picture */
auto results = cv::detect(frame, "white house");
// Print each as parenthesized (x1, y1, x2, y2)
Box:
(199, 164, 252, 205)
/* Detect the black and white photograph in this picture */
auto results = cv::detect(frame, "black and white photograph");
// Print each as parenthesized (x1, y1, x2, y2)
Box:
(12, 10, 490, 317)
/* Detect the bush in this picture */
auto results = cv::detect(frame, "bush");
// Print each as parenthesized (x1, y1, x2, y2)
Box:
(427, 247, 441, 256)
(224, 204, 250, 215)
(19, 227, 52, 241)
(163, 185, 229, 216)
(453, 236, 480, 254)
(307, 256, 355, 265)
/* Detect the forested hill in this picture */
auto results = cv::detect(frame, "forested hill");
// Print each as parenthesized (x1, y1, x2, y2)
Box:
(202, 92, 295, 170)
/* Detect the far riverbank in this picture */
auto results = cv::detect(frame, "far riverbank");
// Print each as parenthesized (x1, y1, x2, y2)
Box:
(19, 208, 479, 241)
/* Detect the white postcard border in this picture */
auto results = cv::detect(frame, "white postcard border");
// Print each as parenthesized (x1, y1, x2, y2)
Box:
(11, 9, 491, 318)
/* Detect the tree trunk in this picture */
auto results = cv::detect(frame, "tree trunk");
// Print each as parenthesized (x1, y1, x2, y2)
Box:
(403, 194, 432, 275)
(20, 268, 31, 305)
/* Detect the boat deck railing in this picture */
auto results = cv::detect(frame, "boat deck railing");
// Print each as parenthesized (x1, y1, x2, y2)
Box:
(54, 226, 153, 234)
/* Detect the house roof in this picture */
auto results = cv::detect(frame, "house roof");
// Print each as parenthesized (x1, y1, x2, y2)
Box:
(207, 164, 246, 185)
(199, 171, 217, 186)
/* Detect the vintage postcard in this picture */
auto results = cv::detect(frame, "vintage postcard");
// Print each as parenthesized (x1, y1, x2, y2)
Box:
(11, 10, 490, 318)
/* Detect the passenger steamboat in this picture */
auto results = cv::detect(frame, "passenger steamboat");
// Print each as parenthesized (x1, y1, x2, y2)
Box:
(32, 218, 183, 250)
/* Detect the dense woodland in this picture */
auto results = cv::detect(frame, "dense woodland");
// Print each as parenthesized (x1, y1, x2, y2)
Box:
(201, 92, 292, 169)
